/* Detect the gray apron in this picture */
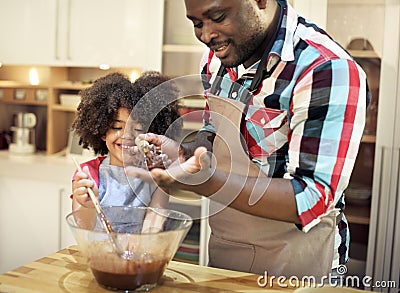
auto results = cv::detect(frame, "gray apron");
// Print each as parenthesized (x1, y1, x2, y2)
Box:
(207, 94, 336, 278)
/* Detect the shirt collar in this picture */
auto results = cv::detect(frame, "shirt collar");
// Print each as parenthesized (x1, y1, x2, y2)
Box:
(212, 1, 299, 80)
(237, 1, 298, 79)
(270, 1, 298, 62)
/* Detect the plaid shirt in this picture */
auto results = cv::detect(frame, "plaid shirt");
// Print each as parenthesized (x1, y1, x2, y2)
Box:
(200, 1, 368, 267)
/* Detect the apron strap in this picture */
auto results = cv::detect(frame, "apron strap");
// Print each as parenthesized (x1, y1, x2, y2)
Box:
(210, 65, 227, 96)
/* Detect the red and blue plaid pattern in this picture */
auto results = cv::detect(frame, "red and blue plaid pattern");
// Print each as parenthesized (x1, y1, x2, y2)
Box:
(200, 2, 368, 267)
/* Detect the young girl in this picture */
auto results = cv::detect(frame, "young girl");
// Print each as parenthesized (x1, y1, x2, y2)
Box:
(71, 71, 181, 230)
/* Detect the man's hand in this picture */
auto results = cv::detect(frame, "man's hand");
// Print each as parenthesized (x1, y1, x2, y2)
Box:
(125, 146, 213, 191)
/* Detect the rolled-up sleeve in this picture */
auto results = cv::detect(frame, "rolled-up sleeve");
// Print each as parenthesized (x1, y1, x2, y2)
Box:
(287, 59, 367, 232)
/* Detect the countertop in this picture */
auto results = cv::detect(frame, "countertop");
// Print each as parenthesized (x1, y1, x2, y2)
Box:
(0, 246, 297, 292)
(0, 150, 76, 181)
(0, 246, 369, 293)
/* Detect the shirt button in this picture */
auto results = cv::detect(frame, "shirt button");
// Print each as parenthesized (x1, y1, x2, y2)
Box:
(232, 92, 238, 98)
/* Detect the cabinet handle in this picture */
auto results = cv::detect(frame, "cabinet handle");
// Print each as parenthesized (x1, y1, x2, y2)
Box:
(66, 0, 72, 60)
(58, 188, 65, 250)
(391, 147, 400, 288)
(397, 147, 400, 188)
(199, 197, 210, 266)
(54, 0, 60, 60)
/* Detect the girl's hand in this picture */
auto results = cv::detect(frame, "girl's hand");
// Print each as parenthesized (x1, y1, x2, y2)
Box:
(72, 166, 99, 208)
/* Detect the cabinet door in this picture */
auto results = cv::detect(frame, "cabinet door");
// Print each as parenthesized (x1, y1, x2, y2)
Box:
(0, 0, 58, 65)
(66, 0, 164, 70)
(162, 0, 206, 76)
(59, 184, 76, 248)
(0, 177, 60, 273)
(0, 0, 163, 69)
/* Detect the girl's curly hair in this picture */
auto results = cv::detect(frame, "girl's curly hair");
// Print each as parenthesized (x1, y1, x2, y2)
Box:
(131, 71, 182, 139)
(71, 71, 181, 156)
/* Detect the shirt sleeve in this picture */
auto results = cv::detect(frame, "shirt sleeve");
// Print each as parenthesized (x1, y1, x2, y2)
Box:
(287, 58, 367, 232)
(70, 156, 104, 199)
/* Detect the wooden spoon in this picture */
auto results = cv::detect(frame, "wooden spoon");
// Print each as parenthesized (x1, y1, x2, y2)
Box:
(72, 157, 127, 258)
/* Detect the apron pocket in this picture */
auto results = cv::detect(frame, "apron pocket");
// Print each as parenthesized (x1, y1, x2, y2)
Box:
(208, 233, 255, 273)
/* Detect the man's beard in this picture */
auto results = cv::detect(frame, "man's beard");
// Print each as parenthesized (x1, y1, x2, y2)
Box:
(220, 31, 266, 68)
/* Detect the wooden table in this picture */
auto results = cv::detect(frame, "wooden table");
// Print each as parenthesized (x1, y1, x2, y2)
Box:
(0, 246, 298, 292)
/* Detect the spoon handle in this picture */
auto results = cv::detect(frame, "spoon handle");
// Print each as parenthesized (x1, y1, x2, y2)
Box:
(72, 157, 114, 231)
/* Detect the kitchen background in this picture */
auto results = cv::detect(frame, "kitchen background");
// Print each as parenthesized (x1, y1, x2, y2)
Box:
(0, 0, 399, 292)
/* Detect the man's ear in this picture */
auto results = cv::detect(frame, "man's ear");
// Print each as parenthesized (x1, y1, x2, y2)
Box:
(256, 0, 268, 9)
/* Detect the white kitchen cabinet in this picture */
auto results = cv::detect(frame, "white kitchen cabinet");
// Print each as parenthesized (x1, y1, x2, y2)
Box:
(0, 176, 76, 274)
(0, 0, 164, 70)
(59, 183, 76, 249)
(63, 0, 163, 69)
(162, 0, 206, 76)
(0, 0, 58, 65)
(0, 152, 76, 274)
(0, 176, 60, 273)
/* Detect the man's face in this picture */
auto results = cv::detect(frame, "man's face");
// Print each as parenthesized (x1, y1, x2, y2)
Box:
(185, 0, 268, 68)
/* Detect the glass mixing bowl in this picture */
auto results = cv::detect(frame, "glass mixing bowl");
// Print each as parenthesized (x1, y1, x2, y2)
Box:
(66, 206, 192, 291)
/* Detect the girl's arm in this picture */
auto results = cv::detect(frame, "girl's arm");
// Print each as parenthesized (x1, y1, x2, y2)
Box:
(71, 166, 99, 229)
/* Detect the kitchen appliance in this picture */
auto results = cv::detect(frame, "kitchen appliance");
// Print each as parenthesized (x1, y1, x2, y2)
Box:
(0, 129, 11, 150)
(9, 112, 37, 154)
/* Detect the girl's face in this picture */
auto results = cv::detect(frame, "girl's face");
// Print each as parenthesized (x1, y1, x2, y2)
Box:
(102, 108, 141, 167)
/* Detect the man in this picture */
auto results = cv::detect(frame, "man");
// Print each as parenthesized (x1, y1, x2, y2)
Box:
(127, 0, 368, 278)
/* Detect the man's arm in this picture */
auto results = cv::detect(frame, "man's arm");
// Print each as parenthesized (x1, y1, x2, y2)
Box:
(126, 146, 300, 224)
